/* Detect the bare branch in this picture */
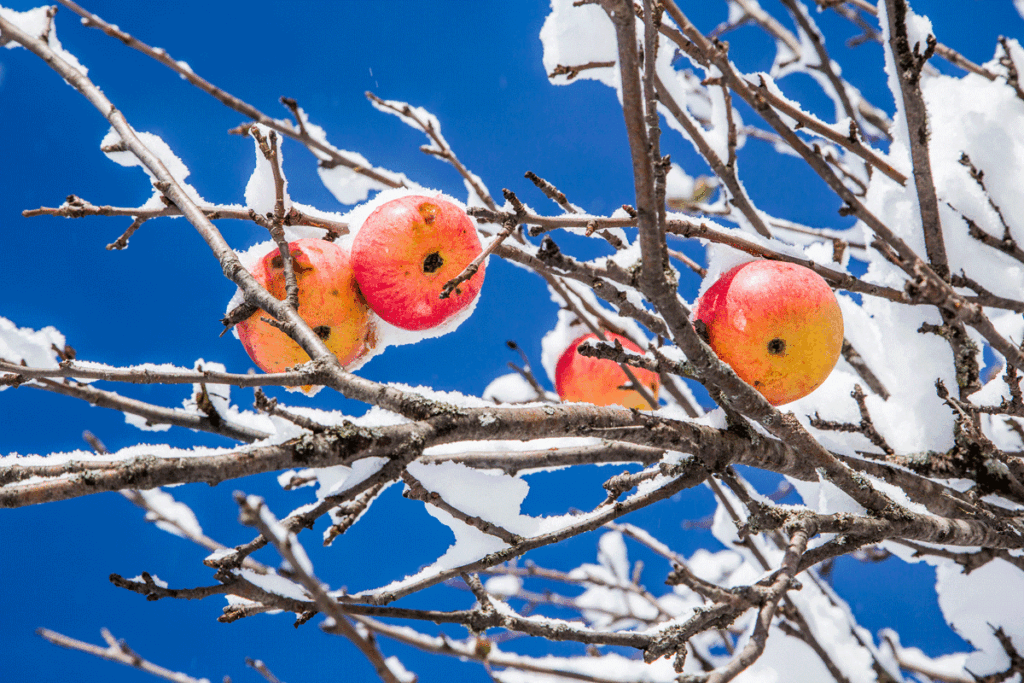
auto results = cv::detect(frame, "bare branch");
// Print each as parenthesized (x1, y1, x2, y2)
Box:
(38, 628, 210, 683)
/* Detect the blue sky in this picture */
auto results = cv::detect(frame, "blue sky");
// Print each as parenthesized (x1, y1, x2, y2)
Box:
(2, 1, 1022, 682)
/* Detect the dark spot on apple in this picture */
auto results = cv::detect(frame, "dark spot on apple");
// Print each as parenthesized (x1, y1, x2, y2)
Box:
(754, 380, 762, 386)
(455, 287, 463, 296)
(418, 202, 439, 224)
(330, 289, 339, 297)
(423, 251, 444, 273)
(269, 252, 312, 273)
(767, 338, 786, 355)
(314, 325, 331, 340)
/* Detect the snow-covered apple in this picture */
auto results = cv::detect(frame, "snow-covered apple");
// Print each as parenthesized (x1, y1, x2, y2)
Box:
(351, 195, 485, 331)
(694, 260, 843, 405)
(237, 238, 376, 373)
(555, 332, 660, 410)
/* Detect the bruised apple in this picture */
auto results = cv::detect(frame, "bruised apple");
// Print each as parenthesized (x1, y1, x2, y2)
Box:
(555, 332, 660, 410)
(237, 238, 375, 373)
(352, 195, 485, 331)
(694, 260, 843, 405)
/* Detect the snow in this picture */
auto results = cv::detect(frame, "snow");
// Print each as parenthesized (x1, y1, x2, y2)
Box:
(539, 0, 619, 90)
(495, 652, 679, 683)
(462, 171, 491, 210)
(100, 128, 208, 207)
(0, 440, 237, 488)
(786, 577, 896, 683)
(934, 557, 1024, 676)
(883, 542, 1024, 678)
(324, 457, 389, 496)
(317, 154, 411, 206)
(0, 6, 88, 79)
(703, 66, 734, 164)
(237, 567, 311, 602)
(484, 573, 522, 597)
(881, 628, 971, 681)
(407, 460, 538, 537)
(359, 455, 687, 598)
(0, 315, 65, 390)
(422, 436, 606, 473)
(383, 657, 416, 683)
(133, 488, 204, 539)
(125, 573, 168, 589)
(483, 372, 547, 404)
(123, 406, 176, 431)
(904, 12, 934, 57)
(571, 531, 661, 629)
(728, 634, 835, 683)
(297, 457, 393, 542)
(665, 163, 697, 201)
(244, 124, 291, 216)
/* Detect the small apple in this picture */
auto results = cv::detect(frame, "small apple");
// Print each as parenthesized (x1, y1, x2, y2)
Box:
(351, 195, 485, 331)
(555, 332, 660, 410)
(237, 238, 376, 374)
(694, 260, 843, 405)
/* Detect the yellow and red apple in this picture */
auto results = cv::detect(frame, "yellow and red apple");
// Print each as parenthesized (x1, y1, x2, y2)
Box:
(694, 260, 843, 405)
(237, 238, 376, 373)
(351, 195, 485, 331)
(555, 332, 660, 410)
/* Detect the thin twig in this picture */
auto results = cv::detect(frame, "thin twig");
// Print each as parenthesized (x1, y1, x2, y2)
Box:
(38, 628, 210, 683)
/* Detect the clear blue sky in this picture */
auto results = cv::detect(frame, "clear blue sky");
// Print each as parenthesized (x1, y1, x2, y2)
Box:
(1, 1, 1021, 682)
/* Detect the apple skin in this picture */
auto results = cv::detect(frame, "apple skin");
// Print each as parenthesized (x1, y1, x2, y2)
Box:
(237, 238, 376, 374)
(351, 195, 485, 331)
(694, 260, 843, 406)
(555, 332, 660, 410)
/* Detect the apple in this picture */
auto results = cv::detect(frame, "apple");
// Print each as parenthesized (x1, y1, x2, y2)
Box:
(351, 195, 485, 331)
(555, 332, 660, 410)
(237, 238, 376, 374)
(694, 260, 843, 406)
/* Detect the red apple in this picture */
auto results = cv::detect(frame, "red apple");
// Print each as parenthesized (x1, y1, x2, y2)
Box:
(694, 260, 843, 405)
(351, 195, 485, 331)
(555, 332, 660, 410)
(237, 238, 376, 374)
